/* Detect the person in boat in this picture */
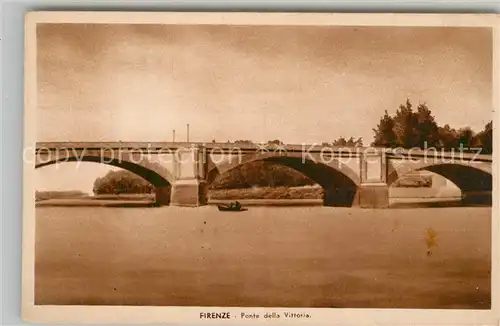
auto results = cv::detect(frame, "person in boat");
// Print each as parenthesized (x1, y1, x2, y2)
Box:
(226, 201, 241, 210)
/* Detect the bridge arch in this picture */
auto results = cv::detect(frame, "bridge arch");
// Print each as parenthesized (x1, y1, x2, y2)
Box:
(35, 151, 174, 205)
(207, 151, 361, 207)
(387, 160, 492, 204)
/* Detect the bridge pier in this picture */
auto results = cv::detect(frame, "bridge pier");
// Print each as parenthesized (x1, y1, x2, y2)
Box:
(169, 146, 209, 207)
(461, 191, 492, 206)
(358, 184, 389, 208)
(154, 185, 172, 206)
(357, 151, 390, 208)
(170, 180, 208, 207)
(323, 186, 359, 207)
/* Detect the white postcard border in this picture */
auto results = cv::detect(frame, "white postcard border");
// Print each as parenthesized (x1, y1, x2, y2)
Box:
(22, 11, 500, 325)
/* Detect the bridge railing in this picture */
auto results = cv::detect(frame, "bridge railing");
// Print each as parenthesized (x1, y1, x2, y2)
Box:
(32, 142, 492, 165)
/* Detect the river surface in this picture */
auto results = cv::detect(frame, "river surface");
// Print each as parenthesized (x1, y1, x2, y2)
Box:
(35, 206, 491, 308)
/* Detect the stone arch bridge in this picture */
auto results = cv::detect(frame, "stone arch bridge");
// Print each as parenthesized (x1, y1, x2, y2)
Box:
(34, 142, 493, 208)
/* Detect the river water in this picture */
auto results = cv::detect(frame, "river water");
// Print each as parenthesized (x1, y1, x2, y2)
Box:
(35, 206, 491, 308)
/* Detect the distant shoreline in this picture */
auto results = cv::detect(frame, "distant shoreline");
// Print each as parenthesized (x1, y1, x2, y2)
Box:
(35, 185, 462, 208)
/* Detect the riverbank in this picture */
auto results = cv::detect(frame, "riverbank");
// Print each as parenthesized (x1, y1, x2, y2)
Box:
(36, 186, 462, 207)
(36, 193, 156, 207)
(209, 186, 323, 200)
(209, 185, 461, 200)
(36, 198, 156, 208)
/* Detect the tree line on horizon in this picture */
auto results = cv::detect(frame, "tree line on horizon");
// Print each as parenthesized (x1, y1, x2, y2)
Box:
(372, 99, 492, 153)
(225, 99, 493, 153)
(232, 137, 364, 147)
(210, 161, 316, 190)
(92, 99, 493, 194)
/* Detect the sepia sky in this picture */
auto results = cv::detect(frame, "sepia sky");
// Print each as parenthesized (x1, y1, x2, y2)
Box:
(36, 24, 493, 192)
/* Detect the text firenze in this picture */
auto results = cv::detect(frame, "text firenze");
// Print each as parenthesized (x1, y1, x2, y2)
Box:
(199, 312, 312, 319)
(199, 312, 231, 319)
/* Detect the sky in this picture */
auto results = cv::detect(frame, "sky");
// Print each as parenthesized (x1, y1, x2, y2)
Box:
(35, 24, 493, 193)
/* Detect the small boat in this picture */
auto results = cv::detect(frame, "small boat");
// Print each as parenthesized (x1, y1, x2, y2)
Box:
(217, 202, 247, 212)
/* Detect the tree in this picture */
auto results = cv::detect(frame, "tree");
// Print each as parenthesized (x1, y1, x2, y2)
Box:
(332, 136, 363, 147)
(210, 161, 316, 189)
(234, 140, 254, 145)
(457, 127, 475, 149)
(393, 99, 420, 148)
(372, 110, 397, 147)
(473, 121, 493, 154)
(372, 99, 453, 149)
(415, 103, 440, 148)
(438, 124, 460, 149)
(352, 137, 364, 147)
(267, 139, 284, 146)
(93, 170, 154, 195)
(332, 136, 347, 146)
